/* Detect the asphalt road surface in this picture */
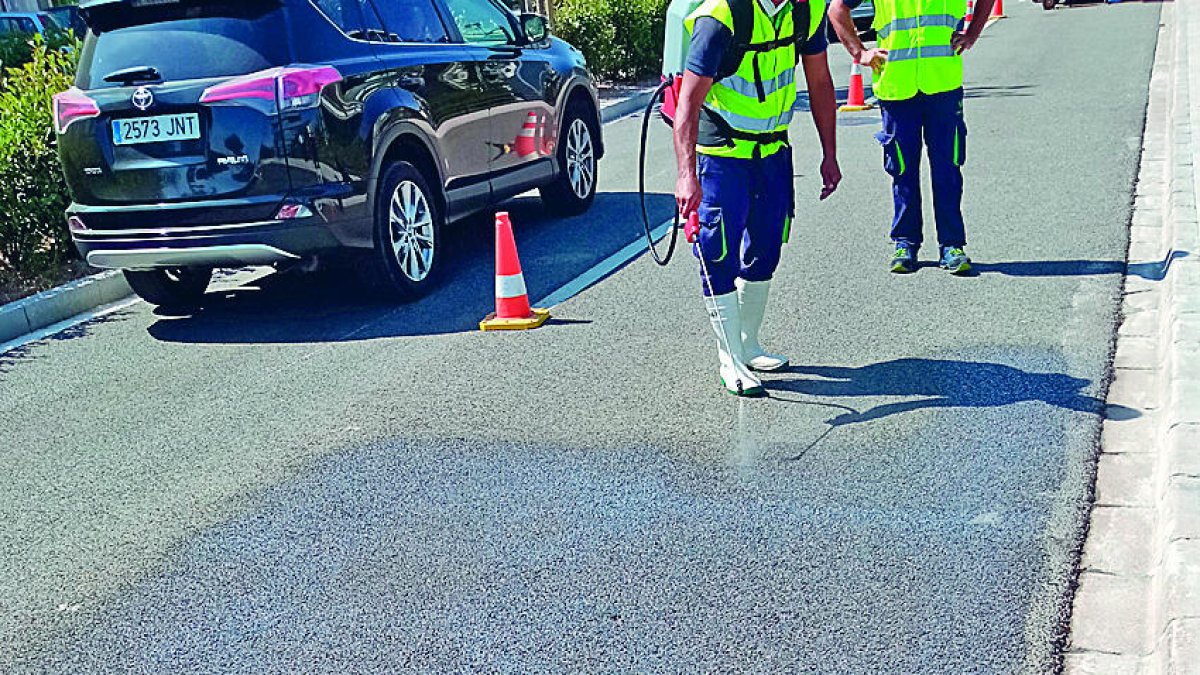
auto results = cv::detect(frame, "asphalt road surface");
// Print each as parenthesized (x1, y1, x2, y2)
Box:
(0, 3, 1163, 672)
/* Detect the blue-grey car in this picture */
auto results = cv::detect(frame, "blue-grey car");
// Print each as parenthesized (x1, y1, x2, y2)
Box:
(0, 11, 65, 38)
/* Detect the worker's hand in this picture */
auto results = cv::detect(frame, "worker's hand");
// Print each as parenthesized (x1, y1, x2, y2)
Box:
(676, 172, 702, 219)
(858, 48, 888, 75)
(819, 155, 842, 200)
(952, 31, 978, 55)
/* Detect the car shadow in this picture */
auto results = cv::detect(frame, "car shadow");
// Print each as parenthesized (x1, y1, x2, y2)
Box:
(766, 357, 1139, 427)
(146, 191, 675, 345)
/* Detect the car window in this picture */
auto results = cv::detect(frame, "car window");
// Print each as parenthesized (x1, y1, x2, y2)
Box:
(76, 2, 290, 90)
(444, 0, 515, 47)
(311, 0, 369, 37)
(368, 0, 449, 43)
(3, 17, 37, 34)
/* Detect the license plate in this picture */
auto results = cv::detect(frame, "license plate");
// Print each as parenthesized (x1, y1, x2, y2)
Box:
(111, 113, 201, 146)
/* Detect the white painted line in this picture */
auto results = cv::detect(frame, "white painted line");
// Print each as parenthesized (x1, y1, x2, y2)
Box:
(536, 218, 676, 308)
(0, 296, 142, 356)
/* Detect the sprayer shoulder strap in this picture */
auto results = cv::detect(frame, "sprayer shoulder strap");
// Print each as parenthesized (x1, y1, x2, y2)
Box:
(718, 0, 812, 81)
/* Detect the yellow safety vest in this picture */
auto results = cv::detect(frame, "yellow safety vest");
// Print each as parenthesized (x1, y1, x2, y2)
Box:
(686, 0, 826, 159)
(872, 0, 966, 101)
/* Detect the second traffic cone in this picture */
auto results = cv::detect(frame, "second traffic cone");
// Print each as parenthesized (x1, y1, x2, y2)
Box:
(480, 212, 550, 331)
(537, 112, 554, 157)
(990, 0, 1006, 20)
(838, 60, 874, 113)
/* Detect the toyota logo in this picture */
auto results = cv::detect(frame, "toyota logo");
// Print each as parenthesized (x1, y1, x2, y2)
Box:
(131, 87, 154, 111)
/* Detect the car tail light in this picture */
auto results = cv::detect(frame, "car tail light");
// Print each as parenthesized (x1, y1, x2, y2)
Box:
(52, 88, 100, 134)
(200, 66, 342, 113)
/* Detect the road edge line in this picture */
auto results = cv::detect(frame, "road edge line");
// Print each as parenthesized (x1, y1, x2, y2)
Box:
(536, 219, 674, 308)
(0, 270, 132, 348)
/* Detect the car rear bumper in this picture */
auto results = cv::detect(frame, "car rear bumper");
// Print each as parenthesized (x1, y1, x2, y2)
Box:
(71, 216, 343, 271)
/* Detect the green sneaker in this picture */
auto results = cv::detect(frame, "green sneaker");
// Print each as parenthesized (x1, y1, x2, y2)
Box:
(940, 247, 972, 275)
(891, 246, 917, 274)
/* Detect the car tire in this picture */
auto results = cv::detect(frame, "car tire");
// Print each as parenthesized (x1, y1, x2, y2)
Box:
(123, 268, 211, 308)
(1042, 0, 1056, 9)
(540, 103, 598, 216)
(360, 160, 442, 301)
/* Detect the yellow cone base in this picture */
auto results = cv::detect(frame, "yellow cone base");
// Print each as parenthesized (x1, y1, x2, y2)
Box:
(839, 104, 875, 113)
(480, 307, 550, 332)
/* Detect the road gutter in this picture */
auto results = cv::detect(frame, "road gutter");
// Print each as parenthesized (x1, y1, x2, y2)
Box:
(1065, 3, 1200, 672)
(0, 271, 131, 346)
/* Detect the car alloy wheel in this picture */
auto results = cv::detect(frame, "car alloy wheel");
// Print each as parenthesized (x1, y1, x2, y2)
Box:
(565, 118, 595, 200)
(388, 179, 435, 283)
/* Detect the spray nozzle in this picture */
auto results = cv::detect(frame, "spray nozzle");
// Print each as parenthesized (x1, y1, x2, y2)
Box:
(684, 211, 700, 243)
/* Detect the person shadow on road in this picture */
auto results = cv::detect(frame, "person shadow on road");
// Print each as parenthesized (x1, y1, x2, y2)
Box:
(766, 358, 1137, 427)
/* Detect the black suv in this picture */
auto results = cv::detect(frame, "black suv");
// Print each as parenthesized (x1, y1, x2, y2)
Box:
(55, 0, 602, 307)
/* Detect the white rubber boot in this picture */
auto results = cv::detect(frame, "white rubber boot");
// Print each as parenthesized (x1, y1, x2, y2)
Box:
(707, 292, 764, 396)
(737, 279, 789, 372)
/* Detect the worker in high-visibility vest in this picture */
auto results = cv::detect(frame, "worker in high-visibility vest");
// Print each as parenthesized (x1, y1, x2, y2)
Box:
(829, 0, 994, 274)
(674, 0, 841, 397)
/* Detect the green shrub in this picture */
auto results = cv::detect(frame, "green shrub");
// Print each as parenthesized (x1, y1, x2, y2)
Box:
(0, 35, 80, 284)
(0, 28, 74, 71)
(555, 0, 668, 81)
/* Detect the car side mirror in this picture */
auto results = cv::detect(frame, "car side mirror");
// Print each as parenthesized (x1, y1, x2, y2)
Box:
(520, 13, 548, 44)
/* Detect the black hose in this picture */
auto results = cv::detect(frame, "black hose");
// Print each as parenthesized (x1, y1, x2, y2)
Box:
(639, 79, 680, 267)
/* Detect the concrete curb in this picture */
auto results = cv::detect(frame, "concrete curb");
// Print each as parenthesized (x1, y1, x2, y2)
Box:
(1066, 3, 1200, 672)
(600, 89, 656, 123)
(0, 270, 132, 346)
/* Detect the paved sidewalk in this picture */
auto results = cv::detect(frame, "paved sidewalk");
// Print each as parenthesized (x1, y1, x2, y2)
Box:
(1067, 2, 1200, 673)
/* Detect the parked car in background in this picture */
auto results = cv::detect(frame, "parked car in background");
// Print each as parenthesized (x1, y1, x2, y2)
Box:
(826, 0, 876, 42)
(0, 11, 65, 38)
(45, 5, 85, 36)
(55, 0, 602, 308)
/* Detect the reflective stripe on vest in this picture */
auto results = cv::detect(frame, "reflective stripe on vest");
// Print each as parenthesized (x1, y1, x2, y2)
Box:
(685, 0, 826, 159)
(711, 105, 795, 132)
(720, 67, 796, 100)
(872, 0, 966, 101)
(877, 14, 960, 40)
(888, 44, 957, 61)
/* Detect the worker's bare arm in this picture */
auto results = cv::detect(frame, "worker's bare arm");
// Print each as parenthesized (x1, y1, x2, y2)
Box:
(801, 51, 841, 200)
(829, 0, 887, 71)
(954, 0, 996, 53)
(674, 70, 714, 217)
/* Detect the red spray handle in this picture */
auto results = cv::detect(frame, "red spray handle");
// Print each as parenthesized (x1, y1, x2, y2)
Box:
(684, 211, 700, 244)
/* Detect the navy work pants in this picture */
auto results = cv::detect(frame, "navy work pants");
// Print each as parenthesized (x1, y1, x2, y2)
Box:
(877, 88, 968, 252)
(694, 150, 794, 297)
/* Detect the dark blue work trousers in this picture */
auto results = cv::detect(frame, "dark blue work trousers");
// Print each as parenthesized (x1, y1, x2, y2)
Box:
(877, 88, 968, 252)
(694, 150, 794, 297)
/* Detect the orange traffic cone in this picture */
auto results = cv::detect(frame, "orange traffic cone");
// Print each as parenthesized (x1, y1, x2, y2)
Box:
(838, 59, 874, 113)
(966, 0, 974, 23)
(990, 0, 1006, 20)
(515, 111, 538, 158)
(480, 212, 550, 331)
